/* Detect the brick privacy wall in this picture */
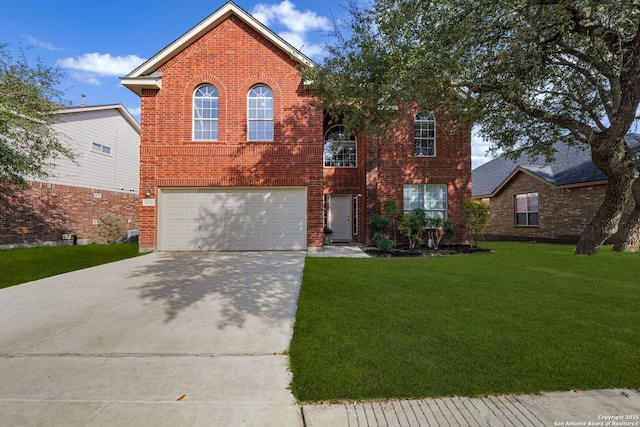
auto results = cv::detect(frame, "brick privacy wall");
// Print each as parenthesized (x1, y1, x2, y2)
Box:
(484, 171, 634, 243)
(138, 16, 324, 250)
(0, 181, 139, 246)
(365, 112, 473, 244)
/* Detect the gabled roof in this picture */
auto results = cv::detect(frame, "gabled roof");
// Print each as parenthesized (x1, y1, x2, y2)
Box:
(472, 134, 640, 197)
(121, 1, 314, 96)
(57, 104, 141, 134)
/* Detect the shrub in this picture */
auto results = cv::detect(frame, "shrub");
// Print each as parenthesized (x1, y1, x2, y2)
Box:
(369, 214, 390, 243)
(382, 200, 401, 243)
(90, 213, 128, 244)
(398, 208, 428, 249)
(462, 199, 490, 248)
(376, 237, 395, 252)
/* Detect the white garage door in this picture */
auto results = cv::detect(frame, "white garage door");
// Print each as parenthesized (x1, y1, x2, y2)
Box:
(159, 187, 307, 251)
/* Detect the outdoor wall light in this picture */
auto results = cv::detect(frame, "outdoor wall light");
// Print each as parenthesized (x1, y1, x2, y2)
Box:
(145, 188, 152, 197)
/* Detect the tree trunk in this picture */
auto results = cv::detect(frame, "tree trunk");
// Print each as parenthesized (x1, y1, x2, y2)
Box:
(575, 137, 638, 255)
(613, 178, 640, 252)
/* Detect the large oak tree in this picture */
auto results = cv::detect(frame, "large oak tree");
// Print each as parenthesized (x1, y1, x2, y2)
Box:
(305, 0, 640, 254)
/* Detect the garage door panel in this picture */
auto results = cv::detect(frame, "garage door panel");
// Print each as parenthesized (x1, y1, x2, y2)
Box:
(159, 187, 306, 251)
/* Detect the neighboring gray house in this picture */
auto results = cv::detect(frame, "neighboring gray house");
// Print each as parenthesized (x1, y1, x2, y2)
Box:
(0, 104, 141, 247)
(50, 104, 140, 192)
(472, 134, 640, 243)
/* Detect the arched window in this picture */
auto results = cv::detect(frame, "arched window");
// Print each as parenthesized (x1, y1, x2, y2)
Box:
(324, 125, 356, 167)
(247, 85, 274, 141)
(193, 85, 219, 141)
(414, 112, 436, 156)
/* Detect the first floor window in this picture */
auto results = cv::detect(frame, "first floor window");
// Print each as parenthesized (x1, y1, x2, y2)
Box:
(515, 193, 539, 226)
(403, 184, 447, 218)
(324, 125, 356, 167)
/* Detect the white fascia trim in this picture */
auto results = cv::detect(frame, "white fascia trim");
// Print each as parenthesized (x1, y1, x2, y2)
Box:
(120, 76, 163, 96)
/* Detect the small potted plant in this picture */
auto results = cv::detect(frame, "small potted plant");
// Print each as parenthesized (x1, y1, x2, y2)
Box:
(323, 226, 334, 244)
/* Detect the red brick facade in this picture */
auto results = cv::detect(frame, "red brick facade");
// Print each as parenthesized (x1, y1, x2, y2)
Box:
(0, 182, 139, 247)
(137, 16, 324, 250)
(128, 6, 472, 251)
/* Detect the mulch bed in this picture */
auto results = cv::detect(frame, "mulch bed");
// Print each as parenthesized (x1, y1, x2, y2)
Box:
(363, 244, 494, 258)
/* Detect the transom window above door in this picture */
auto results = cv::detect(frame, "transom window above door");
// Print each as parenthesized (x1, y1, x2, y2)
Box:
(414, 112, 436, 157)
(193, 85, 219, 141)
(324, 125, 356, 167)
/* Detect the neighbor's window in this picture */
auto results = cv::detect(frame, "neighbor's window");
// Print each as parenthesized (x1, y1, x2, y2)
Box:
(247, 85, 274, 141)
(92, 142, 111, 155)
(193, 84, 219, 141)
(414, 112, 436, 157)
(324, 125, 356, 167)
(403, 184, 447, 218)
(515, 193, 539, 226)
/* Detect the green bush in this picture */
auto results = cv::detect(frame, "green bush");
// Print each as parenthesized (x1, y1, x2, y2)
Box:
(369, 214, 390, 243)
(376, 237, 395, 252)
(462, 199, 490, 248)
(90, 213, 128, 244)
(398, 208, 428, 249)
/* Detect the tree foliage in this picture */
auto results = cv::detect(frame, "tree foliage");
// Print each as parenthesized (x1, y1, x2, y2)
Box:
(305, 1, 640, 254)
(0, 43, 72, 185)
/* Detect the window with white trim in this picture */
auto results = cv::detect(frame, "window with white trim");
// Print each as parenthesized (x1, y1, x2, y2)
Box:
(414, 112, 436, 157)
(324, 125, 356, 167)
(515, 193, 539, 226)
(92, 142, 111, 155)
(193, 85, 219, 141)
(247, 85, 274, 141)
(403, 184, 447, 218)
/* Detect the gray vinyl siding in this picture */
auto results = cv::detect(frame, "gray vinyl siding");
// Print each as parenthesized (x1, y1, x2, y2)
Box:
(45, 107, 140, 194)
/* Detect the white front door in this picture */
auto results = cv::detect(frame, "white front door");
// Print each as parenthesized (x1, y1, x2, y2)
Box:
(330, 195, 351, 242)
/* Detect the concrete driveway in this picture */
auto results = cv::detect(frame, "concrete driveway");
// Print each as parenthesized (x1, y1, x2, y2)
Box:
(0, 251, 306, 427)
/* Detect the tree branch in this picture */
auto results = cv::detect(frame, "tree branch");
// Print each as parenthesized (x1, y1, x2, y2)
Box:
(457, 80, 594, 139)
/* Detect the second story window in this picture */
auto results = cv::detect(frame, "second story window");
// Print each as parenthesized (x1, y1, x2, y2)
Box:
(324, 126, 356, 167)
(414, 112, 436, 157)
(247, 85, 274, 141)
(92, 142, 111, 155)
(193, 85, 219, 141)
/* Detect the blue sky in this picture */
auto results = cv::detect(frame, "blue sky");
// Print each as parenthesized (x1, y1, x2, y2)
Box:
(1, 0, 491, 167)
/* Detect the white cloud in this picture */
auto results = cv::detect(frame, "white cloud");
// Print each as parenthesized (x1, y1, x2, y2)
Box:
(471, 129, 495, 169)
(69, 71, 101, 86)
(127, 106, 141, 118)
(24, 35, 62, 51)
(251, 1, 331, 59)
(57, 53, 146, 77)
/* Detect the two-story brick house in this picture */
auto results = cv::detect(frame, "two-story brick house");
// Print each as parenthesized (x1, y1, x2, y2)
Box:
(122, 1, 471, 251)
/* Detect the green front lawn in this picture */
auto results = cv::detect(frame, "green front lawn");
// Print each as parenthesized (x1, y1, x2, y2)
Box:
(0, 243, 145, 289)
(289, 242, 640, 402)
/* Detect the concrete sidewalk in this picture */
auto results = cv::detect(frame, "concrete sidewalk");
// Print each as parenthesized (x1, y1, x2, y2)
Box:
(302, 389, 640, 426)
